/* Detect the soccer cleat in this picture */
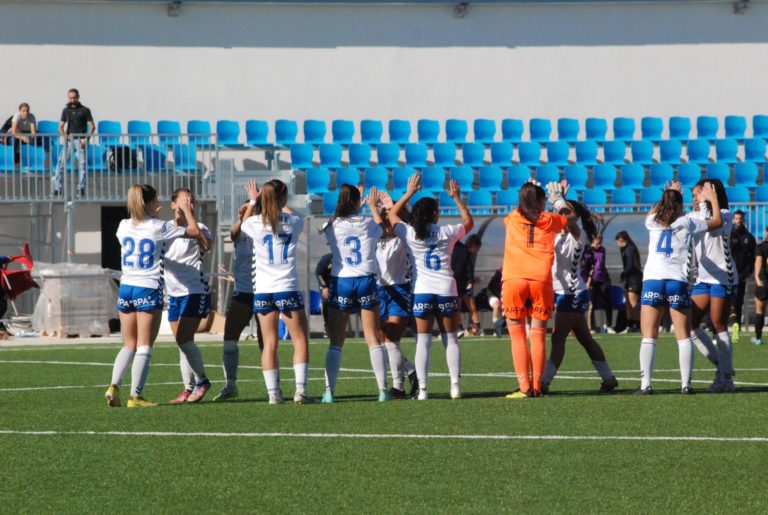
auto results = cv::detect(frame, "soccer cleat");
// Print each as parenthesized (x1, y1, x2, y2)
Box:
(731, 322, 740, 344)
(505, 389, 532, 399)
(169, 389, 192, 404)
(186, 379, 211, 403)
(212, 387, 239, 402)
(417, 388, 428, 401)
(540, 382, 550, 395)
(378, 389, 392, 402)
(268, 391, 284, 405)
(127, 396, 158, 408)
(293, 392, 315, 404)
(450, 384, 462, 400)
(599, 377, 619, 394)
(493, 319, 504, 338)
(321, 390, 335, 404)
(390, 388, 407, 400)
(752, 337, 763, 346)
(105, 385, 121, 407)
(708, 371, 723, 392)
(633, 387, 653, 396)
(681, 386, 695, 395)
(721, 381, 736, 393)
(457, 329, 465, 339)
(467, 323, 481, 336)
(407, 371, 419, 398)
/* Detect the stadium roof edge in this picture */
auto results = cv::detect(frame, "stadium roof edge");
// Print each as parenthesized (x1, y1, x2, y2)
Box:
(0, 0, 744, 4)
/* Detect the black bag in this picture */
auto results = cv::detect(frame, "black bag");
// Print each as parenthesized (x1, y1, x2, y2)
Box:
(108, 146, 137, 173)
(0, 116, 12, 134)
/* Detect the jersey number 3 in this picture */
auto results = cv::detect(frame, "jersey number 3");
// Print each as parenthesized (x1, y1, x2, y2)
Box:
(656, 229, 673, 257)
(344, 236, 362, 266)
(122, 237, 155, 269)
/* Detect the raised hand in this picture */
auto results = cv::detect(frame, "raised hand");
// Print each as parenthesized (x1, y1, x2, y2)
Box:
(379, 190, 394, 210)
(407, 173, 422, 194)
(367, 186, 379, 211)
(665, 181, 683, 192)
(245, 179, 260, 201)
(447, 179, 461, 199)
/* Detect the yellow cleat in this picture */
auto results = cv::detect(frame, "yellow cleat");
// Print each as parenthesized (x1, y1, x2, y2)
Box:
(127, 396, 159, 408)
(105, 385, 121, 407)
(505, 390, 531, 400)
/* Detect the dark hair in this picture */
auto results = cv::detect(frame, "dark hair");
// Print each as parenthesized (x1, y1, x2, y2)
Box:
(615, 230, 641, 270)
(18, 102, 30, 111)
(568, 201, 599, 241)
(261, 179, 288, 234)
(68, 88, 79, 97)
(466, 234, 482, 250)
(171, 187, 192, 202)
(411, 197, 438, 241)
(695, 178, 729, 211)
(518, 182, 546, 223)
(323, 184, 361, 232)
(734, 209, 745, 217)
(615, 230, 634, 245)
(653, 189, 684, 227)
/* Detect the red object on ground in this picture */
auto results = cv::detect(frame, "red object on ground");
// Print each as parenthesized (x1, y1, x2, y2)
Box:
(1, 243, 39, 300)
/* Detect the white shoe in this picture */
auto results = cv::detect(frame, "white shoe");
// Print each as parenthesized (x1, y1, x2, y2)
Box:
(604, 326, 616, 334)
(450, 384, 462, 400)
(293, 392, 315, 404)
(268, 391, 284, 405)
(417, 388, 428, 401)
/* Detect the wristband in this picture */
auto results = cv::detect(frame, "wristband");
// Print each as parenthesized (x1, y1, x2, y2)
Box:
(249, 200, 257, 206)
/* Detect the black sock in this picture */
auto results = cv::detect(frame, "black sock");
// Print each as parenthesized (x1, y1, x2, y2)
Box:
(756, 313, 764, 340)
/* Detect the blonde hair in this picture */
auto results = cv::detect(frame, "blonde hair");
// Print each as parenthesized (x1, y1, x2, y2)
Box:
(127, 184, 157, 223)
(260, 180, 287, 234)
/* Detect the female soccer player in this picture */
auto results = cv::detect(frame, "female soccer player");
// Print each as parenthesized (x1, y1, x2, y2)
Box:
(688, 179, 736, 392)
(752, 227, 768, 346)
(165, 188, 214, 404)
(501, 179, 574, 399)
(615, 230, 643, 333)
(105, 184, 203, 408)
(241, 179, 312, 405)
(541, 201, 618, 393)
(321, 184, 390, 403)
(637, 181, 722, 395)
(388, 174, 474, 401)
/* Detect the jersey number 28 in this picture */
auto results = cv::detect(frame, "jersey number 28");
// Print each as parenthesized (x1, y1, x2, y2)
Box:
(122, 237, 155, 269)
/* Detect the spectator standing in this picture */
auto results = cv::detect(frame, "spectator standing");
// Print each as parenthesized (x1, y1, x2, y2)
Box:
(752, 226, 768, 346)
(10, 103, 37, 166)
(315, 253, 333, 337)
(451, 234, 482, 336)
(728, 210, 756, 342)
(583, 233, 614, 333)
(615, 230, 643, 332)
(52, 88, 95, 197)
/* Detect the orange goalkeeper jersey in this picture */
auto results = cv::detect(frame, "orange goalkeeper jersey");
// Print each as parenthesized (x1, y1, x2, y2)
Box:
(502, 209, 568, 283)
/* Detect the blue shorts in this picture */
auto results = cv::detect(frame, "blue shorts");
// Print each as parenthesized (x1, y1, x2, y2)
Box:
(232, 291, 254, 306)
(378, 283, 411, 320)
(329, 276, 379, 312)
(641, 279, 691, 310)
(168, 293, 211, 322)
(555, 290, 590, 313)
(117, 285, 163, 313)
(691, 282, 737, 300)
(412, 293, 459, 318)
(253, 291, 304, 315)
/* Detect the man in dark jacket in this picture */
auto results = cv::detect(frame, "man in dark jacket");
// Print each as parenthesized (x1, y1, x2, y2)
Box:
(729, 210, 756, 342)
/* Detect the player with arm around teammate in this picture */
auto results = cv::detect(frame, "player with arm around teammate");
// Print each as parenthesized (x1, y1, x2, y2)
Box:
(105, 184, 203, 408)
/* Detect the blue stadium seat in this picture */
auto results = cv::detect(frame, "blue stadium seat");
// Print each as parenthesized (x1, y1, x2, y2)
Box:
(585, 117, 608, 143)
(433, 143, 457, 167)
(336, 167, 360, 188)
(128, 120, 152, 148)
(37, 120, 61, 150)
(360, 119, 383, 145)
(365, 167, 389, 190)
(173, 144, 198, 173)
(593, 165, 617, 191)
(683, 189, 693, 205)
(669, 116, 691, 142)
(393, 167, 416, 192)
(575, 141, 599, 166)
(0, 145, 13, 172)
(439, 191, 459, 215)
(478, 165, 503, 192)
(727, 186, 751, 204)
(445, 119, 468, 144)
(405, 143, 428, 168)
(289, 143, 314, 170)
(348, 144, 372, 168)
(86, 144, 108, 173)
(98, 120, 123, 147)
(507, 166, 532, 189)
(677, 163, 702, 189)
(323, 190, 339, 215)
(216, 120, 241, 147)
(725, 115, 747, 140)
(303, 119, 326, 145)
(640, 188, 662, 205)
(620, 164, 645, 190)
(517, 142, 541, 167)
(697, 116, 719, 141)
(417, 119, 440, 145)
(630, 140, 654, 165)
(641, 117, 664, 142)
(610, 285, 627, 308)
(649, 164, 674, 187)
(715, 139, 739, 164)
(686, 139, 711, 164)
(307, 167, 331, 194)
(332, 120, 355, 146)
(564, 165, 588, 191)
(462, 142, 486, 167)
(744, 138, 767, 163)
(158, 120, 182, 147)
(490, 142, 513, 167)
(610, 187, 636, 212)
(755, 185, 768, 202)
(659, 139, 683, 164)
(388, 119, 411, 145)
(705, 162, 731, 185)
(245, 120, 269, 146)
(143, 145, 168, 173)
(19, 145, 47, 173)
(376, 143, 400, 168)
(467, 190, 493, 213)
(753, 115, 768, 139)
(557, 118, 580, 143)
(734, 162, 758, 188)
(583, 188, 607, 210)
(546, 141, 570, 166)
(422, 166, 446, 192)
(535, 164, 560, 184)
(275, 119, 298, 146)
(473, 119, 496, 144)
(409, 190, 434, 205)
(529, 118, 552, 143)
(450, 165, 474, 191)
(566, 188, 579, 201)
(613, 117, 636, 142)
(501, 119, 524, 144)
(319, 143, 343, 169)
(602, 140, 627, 165)
(187, 120, 213, 148)
(496, 189, 518, 211)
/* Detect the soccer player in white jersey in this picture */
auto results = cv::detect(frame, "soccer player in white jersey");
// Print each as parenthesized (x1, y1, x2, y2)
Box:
(388, 174, 474, 401)
(321, 184, 391, 403)
(241, 179, 312, 405)
(688, 179, 737, 392)
(105, 184, 203, 408)
(164, 188, 214, 404)
(376, 191, 418, 399)
(541, 201, 618, 393)
(637, 181, 722, 395)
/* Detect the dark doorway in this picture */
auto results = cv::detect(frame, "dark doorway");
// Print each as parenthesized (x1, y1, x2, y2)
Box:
(101, 206, 127, 271)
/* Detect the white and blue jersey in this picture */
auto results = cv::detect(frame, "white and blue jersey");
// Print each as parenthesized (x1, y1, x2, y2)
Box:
(691, 206, 737, 299)
(231, 232, 254, 305)
(164, 221, 213, 321)
(376, 236, 412, 319)
(552, 231, 590, 313)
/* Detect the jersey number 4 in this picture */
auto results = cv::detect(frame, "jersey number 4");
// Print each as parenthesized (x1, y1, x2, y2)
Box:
(656, 229, 673, 257)
(122, 237, 155, 269)
(263, 233, 291, 264)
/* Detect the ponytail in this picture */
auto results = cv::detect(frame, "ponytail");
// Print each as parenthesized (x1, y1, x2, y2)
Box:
(261, 179, 288, 234)
(411, 197, 438, 241)
(127, 184, 157, 223)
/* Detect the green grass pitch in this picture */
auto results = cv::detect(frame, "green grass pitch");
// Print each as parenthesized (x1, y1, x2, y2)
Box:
(1, 333, 767, 513)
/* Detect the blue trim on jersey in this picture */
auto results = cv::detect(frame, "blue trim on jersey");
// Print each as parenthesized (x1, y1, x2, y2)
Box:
(555, 291, 590, 313)
(412, 293, 458, 317)
(691, 282, 737, 300)
(329, 276, 379, 312)
(232, 291, 254, 306)
(117, 285, 163, 313)
(641, 279, 691, 309)
(167, 293, 211, 322)
(252, 291, 304, 314)
(378, 283, 411, 320)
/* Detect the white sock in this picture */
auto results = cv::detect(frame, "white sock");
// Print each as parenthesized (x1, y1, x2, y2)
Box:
(677, 338, 694, 388)
(415, 333, 432, 391)
(369, 345, 388, 390)
(294, 362, 308, 394)
(110, 347, 135, 387)
(639, 338, 656, 390)
(691, 328, 719, 366)
(324, 346, 343, 392)
(715, 331, 734, 382)
(130, 346, 152, 397)
(263, 368, 280, 395)
(222, 340, 239, 389)
(179, 349, 195, 391)
(179, 341, 207, 383)
(384, 341, 406, 390)
(404, 359, 415, 376)
(542, 359, 558, 386)
(592, 360, 614, 382)
(441, 332, 461, 386)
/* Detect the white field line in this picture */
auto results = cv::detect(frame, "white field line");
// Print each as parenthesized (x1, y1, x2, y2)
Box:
(0, 429, 767, 443)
